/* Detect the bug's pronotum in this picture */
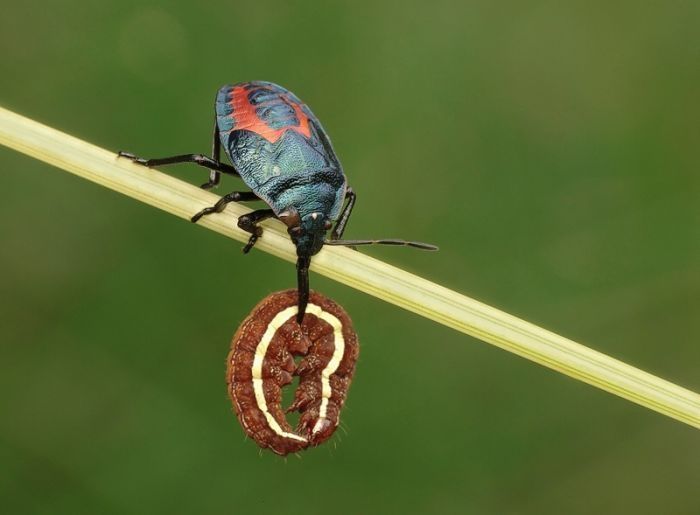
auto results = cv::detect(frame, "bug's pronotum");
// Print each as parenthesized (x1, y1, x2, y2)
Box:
(227, 289, 359, 455)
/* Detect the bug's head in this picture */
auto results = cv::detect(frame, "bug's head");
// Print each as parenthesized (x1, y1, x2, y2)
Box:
(279, 208, 331, 258)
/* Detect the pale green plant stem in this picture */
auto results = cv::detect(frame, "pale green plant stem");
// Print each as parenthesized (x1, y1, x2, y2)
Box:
(1, 106, 698, 429)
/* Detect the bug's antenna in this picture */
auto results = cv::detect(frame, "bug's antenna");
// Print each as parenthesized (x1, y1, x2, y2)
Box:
(324, 239, 438, 251)
(296, 256, 311, 323)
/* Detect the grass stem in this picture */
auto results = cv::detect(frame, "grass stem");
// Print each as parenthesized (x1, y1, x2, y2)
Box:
(1, 106, 698, 429)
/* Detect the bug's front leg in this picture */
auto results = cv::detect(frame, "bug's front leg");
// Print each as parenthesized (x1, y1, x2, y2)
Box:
(330, 187, 356, 240)
(191, 191, 260, 223)
(237, 209, 276, 253)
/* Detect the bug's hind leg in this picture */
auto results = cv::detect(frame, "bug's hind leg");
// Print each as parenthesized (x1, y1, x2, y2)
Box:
(191, 191, 260, 223)
(119, 116, 238, 187)
(117, 152, 240, 178)
(237, 209, 276, 254)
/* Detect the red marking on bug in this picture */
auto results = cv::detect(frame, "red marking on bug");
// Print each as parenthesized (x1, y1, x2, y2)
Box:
(227, 289, 359, 456)
(228, 86, 312, 144)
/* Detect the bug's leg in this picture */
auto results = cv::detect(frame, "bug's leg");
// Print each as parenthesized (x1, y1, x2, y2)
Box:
(237, 208, 275, 253)
(200, 119, 223, 190)
(296, 256, 310, 323)
(117, 151, 240, 178)
(330, 187, 356, 240)
(191, 191, 260, 223)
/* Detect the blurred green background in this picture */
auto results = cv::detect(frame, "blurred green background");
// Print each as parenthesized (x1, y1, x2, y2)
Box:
(1, 1, 698, 514)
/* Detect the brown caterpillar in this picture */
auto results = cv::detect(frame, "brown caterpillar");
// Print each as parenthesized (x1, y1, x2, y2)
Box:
(226, 289, 359, 455)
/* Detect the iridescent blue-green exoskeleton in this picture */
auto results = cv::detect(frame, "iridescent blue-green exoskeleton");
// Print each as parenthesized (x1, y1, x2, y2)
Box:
(119, 81, 437, 321)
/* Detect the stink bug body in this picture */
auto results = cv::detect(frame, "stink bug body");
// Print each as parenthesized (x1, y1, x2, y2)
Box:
(119, 81, 437, 321)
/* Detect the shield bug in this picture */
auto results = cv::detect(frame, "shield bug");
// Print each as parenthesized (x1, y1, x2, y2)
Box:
(228, 289, 359, 455)
(119, 81, 437, 321)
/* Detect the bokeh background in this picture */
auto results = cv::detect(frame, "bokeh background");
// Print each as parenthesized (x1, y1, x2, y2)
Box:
(1, 1, 698, 514)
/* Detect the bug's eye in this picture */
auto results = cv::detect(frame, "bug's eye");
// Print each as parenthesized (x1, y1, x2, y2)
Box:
(289, 226, 302, 235)
(278, 207, 301, 228)
(324, 220, 332, 230)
